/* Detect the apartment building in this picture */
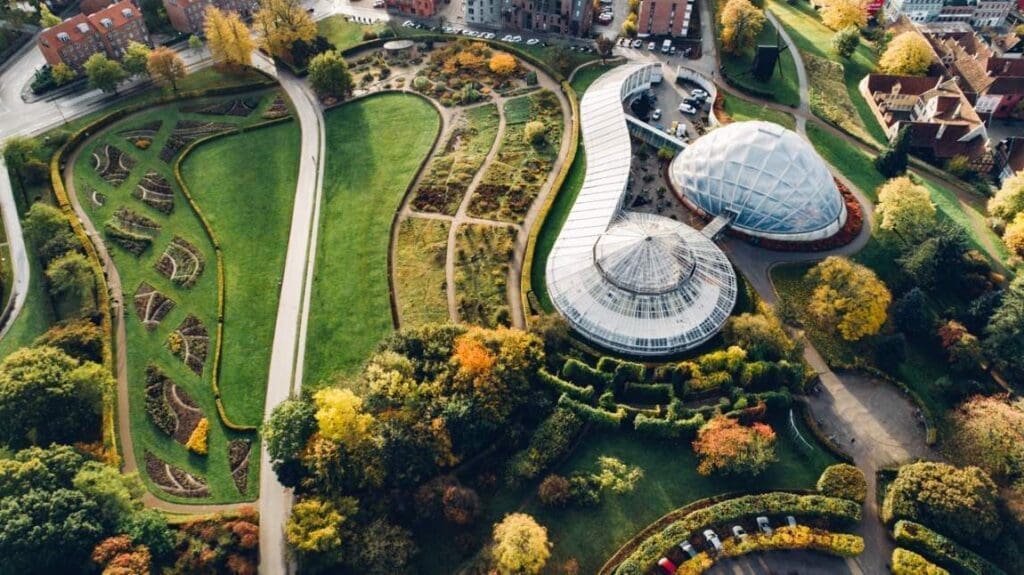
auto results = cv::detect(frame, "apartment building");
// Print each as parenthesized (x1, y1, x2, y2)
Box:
(883, 0, 1013, 26)
(385, 0, 438, 18)
(637, 0, 695, 37)
(163, 0, 258, 35)
(37, 1, 148, 71)
(464, 0, 501, 26)
(462, 0, 591, 35)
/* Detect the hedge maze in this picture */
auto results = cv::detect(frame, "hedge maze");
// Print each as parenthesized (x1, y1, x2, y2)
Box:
(159, 120, 234, 162)
(143, 364, 204, 445)
(91, 144, 136, 186)
(132, 171, 175, 214)
(145, 450, 209, 498)
(182, 97, 258, 117)
(155, 236, 205, 288)
(228, 439, 252, 494)
(133, 282, 175, 330)
(167, 314, 209, 376)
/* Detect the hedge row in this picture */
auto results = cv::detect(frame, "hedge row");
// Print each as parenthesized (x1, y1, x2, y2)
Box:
(506, 407, 585, 482)
(892, 547, 950, 575)
(620, 381, 672, 404)
(674, 525, 864, 574)
(538, 368, 594, 401)
(633, 412, 705, 438)
(557, 394, 625, 429)
(613, 492, 862, 574)
(893, 520, 1006, 575)
(561, 358, 611, 389)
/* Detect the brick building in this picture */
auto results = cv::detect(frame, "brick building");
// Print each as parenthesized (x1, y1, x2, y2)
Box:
(385, 0, 438, 17)
(163, 0, 257, 35)
(38, 2, 149, 72)
(637, 0, 694, 37)
(86, 0, 149, 59)
(502, 0, 593, 36)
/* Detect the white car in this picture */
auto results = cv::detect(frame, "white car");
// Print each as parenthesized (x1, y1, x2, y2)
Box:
(691, 88, 709, 98)
(484, 32, 496, 39)
(756, 516, 773, 535)
(631, 38, 643, 48)
(511, 35, 523, 42)
(502, 34, 514, 41)
(526, 37, 540, 45)
(679, 542, 697, 558)
(442, 25, 454, 33)
(647, 41, 656, 51)
(465, 30, 478, 37)
(787, 515, 798, 528)
(678, 103, 697, 115)
(703, 529, 722, 551)
(372, 0, 384, 7)
(402, 20, 414, 27)
(732, 526, 748, 541)
(651, 108, 662, 120)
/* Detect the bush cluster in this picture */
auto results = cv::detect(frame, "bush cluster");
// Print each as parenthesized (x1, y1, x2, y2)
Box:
(537, 369, 593, 401)
(816, 464, 867, 503)
(505, 408, 584, 482)
(557, 395, 625, 429)
(893, 520, 1006, 575)
(892, 547, 950, 575)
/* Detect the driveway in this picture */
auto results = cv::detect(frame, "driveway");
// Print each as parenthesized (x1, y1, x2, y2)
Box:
(708, 551, 866, 575)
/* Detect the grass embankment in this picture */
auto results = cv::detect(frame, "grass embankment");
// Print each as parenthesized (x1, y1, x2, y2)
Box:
(713, 0, 800, 108)
(722, 96, 796, 130)
(394, 218, 450, 327)
(316, 16, 388, 52)
(305, 94, 440, 386)
(74, 92, 294, 502)
(765, 0, 887, 144)
(454, 223, 515, 327)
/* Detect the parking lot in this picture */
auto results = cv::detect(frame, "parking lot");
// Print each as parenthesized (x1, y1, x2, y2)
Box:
(623, 69, 711, 144)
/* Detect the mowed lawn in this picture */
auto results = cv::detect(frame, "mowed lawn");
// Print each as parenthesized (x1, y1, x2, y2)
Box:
(722, 96, 797, 130)
(715, 0, 801, 108)
(317, 15, 385, 52)
(305, 94, 440, 386)
(181, 120, 300, 425)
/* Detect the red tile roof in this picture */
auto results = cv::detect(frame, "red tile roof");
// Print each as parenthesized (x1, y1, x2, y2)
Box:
(41, 13, 96, 44)
(86, 0, 142, 32)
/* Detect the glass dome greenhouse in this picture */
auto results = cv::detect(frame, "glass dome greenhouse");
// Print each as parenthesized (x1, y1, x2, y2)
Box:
(670, 121, 847, 242)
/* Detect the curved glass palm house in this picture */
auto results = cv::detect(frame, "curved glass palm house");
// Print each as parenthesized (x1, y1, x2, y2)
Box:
(545, 64, 737, 357)
(670, 121, 847, 242)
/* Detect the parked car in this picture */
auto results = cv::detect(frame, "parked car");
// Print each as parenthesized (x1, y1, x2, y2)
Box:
(675, 124, 687, 139)
(484, 32, 496, 39)
(787, 516, 798, 528)
(526, 37, 539, 44)
(502, 34, 514, 41)
(679, 542, 697, 558)
(682, 97, 702, 107)
(678, 103, 697, 115)
(651, 108, 662, 120)
(632, 38, 643, 48)
(732, 526, 748, 541)
(703, 529, 722, 551)
(511, 35, 523, 42)
(691, 88, 709, 98)
(647, 41, 656, 51)
(657, 557, 678, 574)
(402, 20, 415, 27)
(669, 45, 676, 55)
(442, 25, 454, 32)
(598, 13, 613, 22)
(757, 516, 773, 535)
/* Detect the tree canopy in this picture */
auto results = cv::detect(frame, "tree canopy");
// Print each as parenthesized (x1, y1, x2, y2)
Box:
(949, 395, 1024, 488)
(875, 176, 936, 240)
(491, 513, 551, 574)
(879, 32, 933, 76)
(121, 41, 152, 77)
(147, 46, 188, 91)
(807, 256, 891, 341)
(692, 415, 777, 476)
(204, 7, 254, 67)
(988, 172, 1024, 221)
(307, 50, 354, 100)
(253, 0, 317, 58)
(820, 0, 867, 31)
(831, 25, 861, 58)
(720, 0, 765, 55)
(83, 53, 127, 94)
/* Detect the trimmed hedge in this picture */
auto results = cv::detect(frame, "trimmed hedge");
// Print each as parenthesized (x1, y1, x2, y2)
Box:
(673, 525, 863, 574)
(633, 412, 705, 438)
(893, 520, 1006, 575)
(562, 358, 611, 389)
(557, 394, 625, 429)
(892, 547, 950, 575)
(506, 407, 585, 482)
(621, 382, 672, 404)
(613, 492, 862, 574)
(816, 463, 867, 503)
(538, 368, 594, 401)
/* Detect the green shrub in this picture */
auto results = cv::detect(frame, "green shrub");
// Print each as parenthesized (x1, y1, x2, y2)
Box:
(614, 361, 646, 384)
(633, 412, 705, 438)
(620, 382, 672, 404)
(893, 520, 1006, 575)
(697, 345, 746, 374)
(506, 408, 585, 482)
(561, 358, 611, 389)
(557, 395, 625, 429)
(537, 369, 594, 401)
(817, 464, 867, 503)
(892, 547, 949, 575)
(596, 356, 622, 373)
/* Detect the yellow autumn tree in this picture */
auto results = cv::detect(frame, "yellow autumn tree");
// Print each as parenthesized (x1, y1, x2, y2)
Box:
(185, 418, 209, 455)
(286, 496, 358, 556)
(988, 171, 1024, 220)
(147, 46, 188, 91)
(253, 0, 316, 58)
(820, 0, 868, 31)
(313, 387, 375, 447)
(807, 256, 891, 341)
(492, 513, 551, 574)
(204, 6, 254, 67)
(489, 52, 517, 76)
(1003, 212, 1024, 257)
(879, 32, 932, 76)
(875, 176, 936, 240)
(454, 333, 496, 377)
(720, 0, 765, 55)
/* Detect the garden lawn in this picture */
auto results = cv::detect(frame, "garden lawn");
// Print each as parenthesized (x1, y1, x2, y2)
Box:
(73, 92, 289, 503)
(531, 146, 584, 312)
(765, 0, 887, 144)
(305, 94, 440, 386)
(714, 0, 800, 108)
(317, 16, 387, 52)
(569, 63, 620, 95)
(722, 96, 796, 130)
(180, 120, 300, 425)
(394, 218, 450, 327)
(806, 123, 883, 199)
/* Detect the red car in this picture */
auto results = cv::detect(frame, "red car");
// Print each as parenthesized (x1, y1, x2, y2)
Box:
(657, 557, 678, 574)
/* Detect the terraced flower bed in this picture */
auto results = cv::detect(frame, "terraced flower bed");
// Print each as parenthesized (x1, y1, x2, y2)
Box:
(132, 170, 175, 214)
(155, 236, 205, 287)
(159, 120, 234, 162)
(104, 207, 163, 255)
(119, 120, 162, 148)
(167, 314, 209, 375)
(182, 97, 259, 117)
(133, 282, 175, 330)
(454, 223, 514, 327)
(228, 439, 252, 493)
(143, 364, 203, 444)
(91, 144, 136, 186)
(469, 90, 563, 222)
(411, 104, 500, 216)
(145, 450, 209, 498)
(262, 96, 290, 119)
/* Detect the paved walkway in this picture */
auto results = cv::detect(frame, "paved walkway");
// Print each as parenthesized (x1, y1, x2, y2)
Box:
(0, 157, 30, 341)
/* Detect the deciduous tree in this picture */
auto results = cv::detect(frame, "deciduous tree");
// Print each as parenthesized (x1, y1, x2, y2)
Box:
(524, 120, 547, 145)
(949, 395, 1024, 488)
(723, 304, 795, 361)
(596, 34, 615, 62)
(264, 397, 316, 486)
(874, 125, 911, 177)
(807, 256, 891, 341)
(2, 135, 41, 198)
(46, 250, 96, 308)
(122, 41, 152, 77)
(84, 53, 127, 94)
(989, 172, 1024, 220)
(314, 388, 376, 447)
(39, 4, 62, 27)
(875, 176, 936, 240)
(73, 461, 144, 529)
(491, 513, 551, 575)
(720, 0, 765, 55)
(831, 25, 861, 58)
(146, 46, 187, 91)
(52, 62, 77, 85)
(820, 0, 867, 31)
(1003, 212, 1024, 257)
(489, 52, 517, 75)
(984, 274, 1024, 380)
(692, 415, 777, 476)
(879, 31, 932, 76)
(307, 50, 353, 100)
(286, 496, 358, 560)
(204, 7, 254, 67)
(253, 0, 317, 59)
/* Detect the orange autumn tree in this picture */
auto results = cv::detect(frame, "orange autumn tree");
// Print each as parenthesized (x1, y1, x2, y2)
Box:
(489, 52, 517, 76)
(692, 415, 777, 476)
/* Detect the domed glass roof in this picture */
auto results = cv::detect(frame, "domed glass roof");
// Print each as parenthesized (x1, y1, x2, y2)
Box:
(594, 215, 696, 295)
(670, 121, 846, 241)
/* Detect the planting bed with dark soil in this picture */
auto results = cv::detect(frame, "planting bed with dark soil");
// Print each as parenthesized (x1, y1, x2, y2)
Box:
(133, 282, 175, 330)
(91, 144, 136, 186)
(119, 120, 162, 148)
(167, 314, 210, 375)
(132, 170, 175, 214)
(143, 364, 203, 444)
(145, 450, 209, 498)
(262, 96, 290, 119)
(155, 236, 205, 287)
(159, 120, 234, 162)
(182, 97, 258, 117)
(228, 439, 251, 493)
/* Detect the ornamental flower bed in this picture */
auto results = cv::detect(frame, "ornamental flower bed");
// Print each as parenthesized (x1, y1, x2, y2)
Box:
(228, 439, 252, 493)
(91, 144, 136, 186)
(132, 171, 175, 214)
(421, 40, 528, 107)
(143, 364, 204, 445)
(155, 236, 206, 288)
(145, 450, 209, 498)
(113, 206, 162, 234)
(182, 97, 258, 117)
(262, 96, 290, 120)
(118, 120, 162, 148)
(133, 282, 176, 330)
(159, 120, 234, 163)
(103, 221, 152, 256)
(167, 314, 210, 376)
